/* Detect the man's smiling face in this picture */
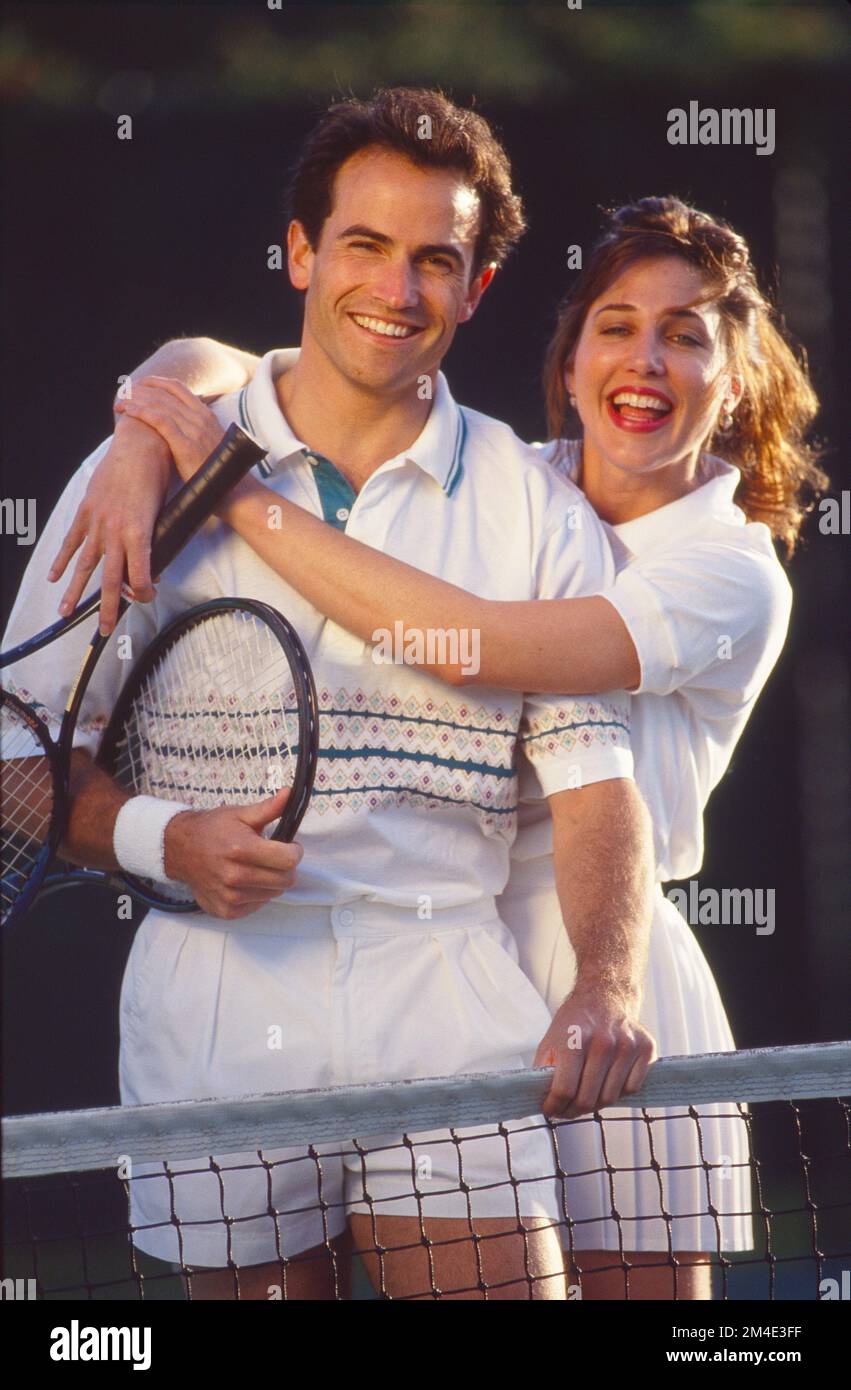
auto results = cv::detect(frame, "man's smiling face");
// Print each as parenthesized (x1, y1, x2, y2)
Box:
(288, 146, 491, 394)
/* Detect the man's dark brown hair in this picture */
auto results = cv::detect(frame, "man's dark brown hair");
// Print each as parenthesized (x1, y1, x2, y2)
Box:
(286, 87, 526, 278)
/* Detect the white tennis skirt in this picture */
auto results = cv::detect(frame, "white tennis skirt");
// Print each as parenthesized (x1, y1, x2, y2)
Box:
(498, 859, 754, 1253)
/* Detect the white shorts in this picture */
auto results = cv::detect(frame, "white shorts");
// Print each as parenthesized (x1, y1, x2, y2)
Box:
(118, 897, 561, 1268)
(498, 862, 754, 1253)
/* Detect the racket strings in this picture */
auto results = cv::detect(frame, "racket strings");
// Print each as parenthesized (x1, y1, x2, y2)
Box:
(1, 703, 58, 920)
(112, 611, 301, 814)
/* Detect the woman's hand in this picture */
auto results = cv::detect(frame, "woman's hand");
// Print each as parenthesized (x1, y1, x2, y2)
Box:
(48, 376, 229, 636)
(114, 376, 227, 484)
(48, 412, 173, 634)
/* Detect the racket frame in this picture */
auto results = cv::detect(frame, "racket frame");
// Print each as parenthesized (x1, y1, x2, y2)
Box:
(1, 423, 266, 671)
(0, 692, 69, 922)
(96, 597, 320, 910)
(1, 425, 266, 927)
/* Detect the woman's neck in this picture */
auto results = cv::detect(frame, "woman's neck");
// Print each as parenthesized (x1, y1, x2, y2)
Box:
(578, 440, 703, 525)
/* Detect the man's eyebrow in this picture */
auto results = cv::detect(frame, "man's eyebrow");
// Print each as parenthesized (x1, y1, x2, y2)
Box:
(594, 301, 707, 323)
(338, 224, 392, 244)
(338, 225, 464, 266)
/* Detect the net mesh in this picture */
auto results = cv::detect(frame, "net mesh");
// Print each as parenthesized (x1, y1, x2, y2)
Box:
(3, 1043, 849, 1301)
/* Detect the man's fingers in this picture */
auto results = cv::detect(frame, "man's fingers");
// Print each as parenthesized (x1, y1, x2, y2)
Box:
(621, 1036, 657, 1098)
(219, 862, 299, 892)
(236, 788, 293, 832)
(571, 1033, 653, 1114)
(533, 1039, 555, 1069)
(563, 1047, 613, 1118)
(233, 837, 304, 873)
(545, 1036, 630, 1119)
(541, 1048, 586, 1118)
(596, 1043, 644, 1110)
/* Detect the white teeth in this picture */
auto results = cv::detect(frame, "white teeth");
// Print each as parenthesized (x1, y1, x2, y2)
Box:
(352, 314, 416, 338)
(612, 391, 671, 411)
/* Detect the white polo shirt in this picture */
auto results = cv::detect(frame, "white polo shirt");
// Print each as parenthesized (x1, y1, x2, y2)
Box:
(512, 439, 792, 881)
(3, 353, 633, 910)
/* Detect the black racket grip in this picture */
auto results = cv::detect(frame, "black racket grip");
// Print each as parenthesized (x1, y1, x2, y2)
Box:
(0, 425, 265, 671)
(149, 423, 266, 575)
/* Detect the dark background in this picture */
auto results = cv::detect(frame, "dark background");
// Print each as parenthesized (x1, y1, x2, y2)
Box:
(2, 0, 849, 1115)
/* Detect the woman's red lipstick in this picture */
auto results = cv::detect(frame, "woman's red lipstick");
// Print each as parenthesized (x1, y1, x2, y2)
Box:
(606, 385, 673, 433)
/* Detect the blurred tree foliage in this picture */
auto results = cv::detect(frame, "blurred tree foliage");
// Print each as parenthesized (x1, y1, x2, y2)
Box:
(2, 1, 848, 111)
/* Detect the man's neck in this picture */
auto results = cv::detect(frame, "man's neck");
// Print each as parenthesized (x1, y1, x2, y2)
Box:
(274, 339, 436, 493)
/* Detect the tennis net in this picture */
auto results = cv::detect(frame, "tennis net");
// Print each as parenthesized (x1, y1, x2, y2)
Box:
(3, 1041, 849, 1301)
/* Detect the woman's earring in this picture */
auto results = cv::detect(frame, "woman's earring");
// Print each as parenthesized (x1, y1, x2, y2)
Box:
(719, 405, 734, 432)
(568, 393, 577, 409)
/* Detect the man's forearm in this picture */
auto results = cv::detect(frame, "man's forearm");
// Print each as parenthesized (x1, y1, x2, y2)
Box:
(549, 779, 654, 1005)
(59, 750, 130, 870)
(117, 337, 260, 404)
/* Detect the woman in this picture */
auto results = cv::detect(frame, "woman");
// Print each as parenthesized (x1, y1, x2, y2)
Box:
(51, 197, 825, 1298)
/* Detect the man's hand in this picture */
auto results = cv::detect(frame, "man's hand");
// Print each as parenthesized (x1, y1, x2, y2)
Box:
(534, 982, 656, 1118)
(541, 778, 657, 1118)
(48, 413, 172, 633)
(164, 788, 303, 919)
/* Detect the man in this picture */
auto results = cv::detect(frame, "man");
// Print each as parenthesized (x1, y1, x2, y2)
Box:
(7, 88, 655, 1300)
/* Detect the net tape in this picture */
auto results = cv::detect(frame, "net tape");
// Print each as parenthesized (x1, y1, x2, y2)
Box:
(5, 1041, 850, 1179)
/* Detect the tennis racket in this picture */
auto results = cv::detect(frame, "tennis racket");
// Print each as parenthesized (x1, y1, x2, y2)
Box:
(7, 598, 319, 916)
(1, 423, 267, 927)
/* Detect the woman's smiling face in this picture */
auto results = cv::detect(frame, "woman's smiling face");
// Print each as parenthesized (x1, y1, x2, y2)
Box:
(567, 255, 740, 479)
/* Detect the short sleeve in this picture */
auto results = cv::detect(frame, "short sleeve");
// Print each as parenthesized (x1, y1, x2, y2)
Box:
(2, 438, 160, 757)
(603, 539, 792, 704)
(518, 487, 634, 796)
(532, 487, 615, 599)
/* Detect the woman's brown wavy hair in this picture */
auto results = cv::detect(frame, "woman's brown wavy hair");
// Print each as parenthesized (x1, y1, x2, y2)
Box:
(543, 197, 826, 554)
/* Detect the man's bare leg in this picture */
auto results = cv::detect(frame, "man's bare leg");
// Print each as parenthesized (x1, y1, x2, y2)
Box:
(569, 1249, 713, 1300)
(183, 1232, 353, 1301)
(350, 1215, 565, 1300)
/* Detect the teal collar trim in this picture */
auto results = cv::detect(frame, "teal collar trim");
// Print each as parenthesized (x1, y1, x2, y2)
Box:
(443, 407, 467, 497)
(304, 450, 356, 531)
(237, 385, 274, 478)
(238, 363, 468, 498)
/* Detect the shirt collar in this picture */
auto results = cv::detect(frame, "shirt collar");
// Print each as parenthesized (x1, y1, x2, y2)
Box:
(235, 349, 304, 476)
(397, 368, 467, 497)
(236, 348, 467, 495)
(556, 438, 745, 557)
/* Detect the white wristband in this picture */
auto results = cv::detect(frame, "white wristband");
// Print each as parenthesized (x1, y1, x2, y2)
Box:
(113, 796, 192, 886)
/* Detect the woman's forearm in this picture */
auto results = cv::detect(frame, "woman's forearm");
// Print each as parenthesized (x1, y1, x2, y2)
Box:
(222, 483, 639, 694)
(118, 337, 260, 402)
(222, 482, 484, 680)
(108, 344, 639, 693)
